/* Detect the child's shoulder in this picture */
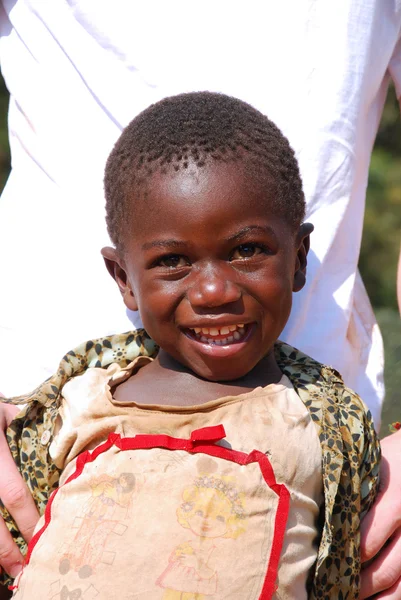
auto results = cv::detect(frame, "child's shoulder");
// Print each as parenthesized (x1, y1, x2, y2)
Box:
(275, 338, 344, 393)
(274, 339, 372, 427)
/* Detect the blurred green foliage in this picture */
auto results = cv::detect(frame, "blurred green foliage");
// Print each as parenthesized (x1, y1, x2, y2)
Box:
(361, 150, 401, 310)
(0, 73, 399, 435)
(358, 84, 401, 436)
(359, 85, 401, 312)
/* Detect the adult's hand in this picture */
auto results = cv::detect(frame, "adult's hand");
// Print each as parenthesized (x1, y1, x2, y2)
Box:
(360, 428, 401, 599)
(0, 401, 40, 579)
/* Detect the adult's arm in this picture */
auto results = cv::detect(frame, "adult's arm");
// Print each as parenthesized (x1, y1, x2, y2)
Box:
(360, 429, 401, 599)
(0, 401, 39, 579)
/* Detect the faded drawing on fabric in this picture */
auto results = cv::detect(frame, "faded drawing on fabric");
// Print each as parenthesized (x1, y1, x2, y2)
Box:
(156, 473, 247, 599)
(58, 472, 136, 580)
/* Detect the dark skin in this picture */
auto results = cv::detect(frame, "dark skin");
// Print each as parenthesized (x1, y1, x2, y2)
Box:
(102, 160, 313, 408)
(110, 352, 282, 408)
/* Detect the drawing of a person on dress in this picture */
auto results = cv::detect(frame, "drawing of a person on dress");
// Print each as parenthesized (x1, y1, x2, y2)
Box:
(157, 474, 246, 599)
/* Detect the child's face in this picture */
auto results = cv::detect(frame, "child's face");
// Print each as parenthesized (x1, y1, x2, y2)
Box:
(103, 160, 310, 382)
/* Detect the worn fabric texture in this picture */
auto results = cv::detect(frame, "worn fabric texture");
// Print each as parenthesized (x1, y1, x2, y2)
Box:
(13, 366, 322, 599)
(1, 330, 380, 598)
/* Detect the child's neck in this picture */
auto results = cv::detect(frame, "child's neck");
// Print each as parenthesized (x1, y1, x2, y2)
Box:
(112, 348, 283, 408)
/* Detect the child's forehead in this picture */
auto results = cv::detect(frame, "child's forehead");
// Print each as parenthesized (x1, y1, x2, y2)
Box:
(119, 159, 298, 255)
(131, 158, 277, 217)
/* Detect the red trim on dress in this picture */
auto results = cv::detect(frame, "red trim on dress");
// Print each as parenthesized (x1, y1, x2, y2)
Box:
(25, 425, 290, 600)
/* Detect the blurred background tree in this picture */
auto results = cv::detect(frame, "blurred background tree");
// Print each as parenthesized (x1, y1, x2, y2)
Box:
(359, 84, 401, 435)
(0, 73, 399, 436)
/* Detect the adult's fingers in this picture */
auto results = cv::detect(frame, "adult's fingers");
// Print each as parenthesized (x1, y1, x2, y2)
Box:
(0, 400, 25, 578)
(0, 430, 40, 545)
(0, 407, 40, 576)
(372, 576, 401, 600)
(360, 470, 398, 563)
(0, 516, 24, 579)
(361, 431, 401, 562)
(0, 403, 19, 429)
(360, 527, 401, 599)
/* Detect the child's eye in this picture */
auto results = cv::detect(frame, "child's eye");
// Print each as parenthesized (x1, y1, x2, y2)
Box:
(158, 254, 189, 268)
(230, 244, 265, 261)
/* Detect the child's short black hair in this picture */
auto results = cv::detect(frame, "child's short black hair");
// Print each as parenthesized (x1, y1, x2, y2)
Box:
(105, 91, 305, 249)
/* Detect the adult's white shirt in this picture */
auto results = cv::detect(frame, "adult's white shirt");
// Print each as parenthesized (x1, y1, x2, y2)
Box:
(1, 0, 400, 427)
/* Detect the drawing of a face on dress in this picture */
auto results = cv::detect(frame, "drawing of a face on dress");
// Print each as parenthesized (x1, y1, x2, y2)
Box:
(157, 472, 247, 599)
(58, 472, 137, 580)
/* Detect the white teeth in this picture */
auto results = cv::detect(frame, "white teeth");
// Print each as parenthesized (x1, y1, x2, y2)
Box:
(191, 323, 248, 343)
(196, 324, 247, 336)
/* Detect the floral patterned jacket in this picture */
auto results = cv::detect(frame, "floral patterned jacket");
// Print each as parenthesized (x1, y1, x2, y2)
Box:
(1, 330, 380, 598)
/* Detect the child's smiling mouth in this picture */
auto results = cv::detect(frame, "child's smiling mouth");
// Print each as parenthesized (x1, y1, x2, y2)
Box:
(184, 323, 253, 346)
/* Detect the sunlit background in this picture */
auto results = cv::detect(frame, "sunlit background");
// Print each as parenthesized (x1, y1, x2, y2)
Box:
(0, 74, 399, 436)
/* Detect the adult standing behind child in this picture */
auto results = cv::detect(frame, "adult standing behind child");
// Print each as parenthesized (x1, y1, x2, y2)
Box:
(0, 1, 400, 598)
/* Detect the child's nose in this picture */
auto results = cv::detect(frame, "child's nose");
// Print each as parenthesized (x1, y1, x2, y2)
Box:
(187, 264, 242, 309)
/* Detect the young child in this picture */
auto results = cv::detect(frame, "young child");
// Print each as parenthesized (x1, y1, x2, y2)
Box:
(1, 92, 379, 600)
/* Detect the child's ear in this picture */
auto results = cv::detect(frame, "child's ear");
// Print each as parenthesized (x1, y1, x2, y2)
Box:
(293, 223, 314, 292)
(101, 246, 138, 311)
